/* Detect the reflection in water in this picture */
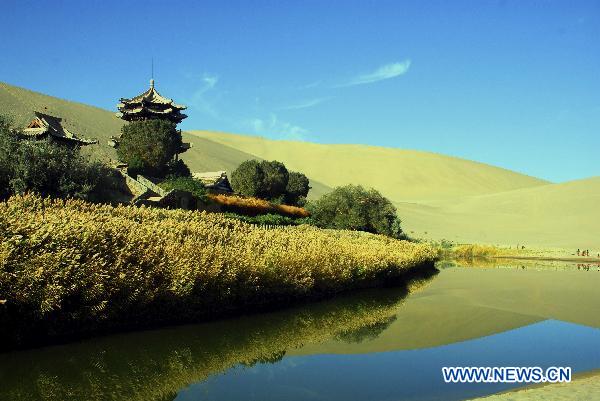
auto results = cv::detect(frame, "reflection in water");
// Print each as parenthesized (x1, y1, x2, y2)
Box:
(0, 267, 438, 401)
(439, 257, 600, 271)
(179, 320, 600, 401)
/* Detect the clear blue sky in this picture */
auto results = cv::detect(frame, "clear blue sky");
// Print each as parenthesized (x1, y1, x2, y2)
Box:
(1, 0, 598, 182)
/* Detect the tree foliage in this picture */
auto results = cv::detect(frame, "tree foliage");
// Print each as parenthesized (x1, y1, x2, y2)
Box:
(0, 115, 113, 201)
(230, 159, 310, 206)
(159, 176, 208, 202)
(260, 160, 289, 199)
(307, 184, 405, 239)
(117, 120, 187, 177)
(230, 160, 266, 197)
(285, 171, 311, 206)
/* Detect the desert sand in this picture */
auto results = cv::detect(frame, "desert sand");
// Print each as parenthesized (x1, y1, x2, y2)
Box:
(2, 81, 598, 249)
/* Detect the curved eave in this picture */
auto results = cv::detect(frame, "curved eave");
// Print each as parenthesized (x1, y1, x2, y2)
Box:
(118, 107, 183, 116)
(118, 100, 187, 111)
(122, 87, 179, 105)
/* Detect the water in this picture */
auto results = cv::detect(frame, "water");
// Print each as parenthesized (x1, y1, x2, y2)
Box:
(1, 260, 599, 401)
(179, 320, 599, 401)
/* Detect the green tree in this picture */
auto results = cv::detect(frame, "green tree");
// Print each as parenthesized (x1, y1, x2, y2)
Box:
(285, 171, 311, 206)
(307, 184, 405, 238)
(0, 114, 114, 201)
(117, 120, 185, 177)
(230, 160, 266, 197)
(259, 160, 289, 200)
(230, 159, 312, 205)
(0, 116, 17, 198)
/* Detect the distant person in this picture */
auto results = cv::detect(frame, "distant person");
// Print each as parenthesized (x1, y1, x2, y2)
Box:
(577, 249, 580, 256)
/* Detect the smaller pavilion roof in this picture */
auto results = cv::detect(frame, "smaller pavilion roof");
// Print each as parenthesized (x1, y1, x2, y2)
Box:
(21, 112, 98, 145)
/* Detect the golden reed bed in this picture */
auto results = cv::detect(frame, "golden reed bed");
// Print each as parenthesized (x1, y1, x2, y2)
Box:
(0, 194, 436, 349)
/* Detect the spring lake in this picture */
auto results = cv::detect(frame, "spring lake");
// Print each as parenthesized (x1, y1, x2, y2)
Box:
(1, 259, 599, 401)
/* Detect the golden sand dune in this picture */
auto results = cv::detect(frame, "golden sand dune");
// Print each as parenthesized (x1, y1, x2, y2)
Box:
(186, 131, 599, 248)
(0, 82, 335, 197)
(179, 133, 334, 198)
(189, 130, 548, 202)
(397, 177, 600, 248)
(0, 82, 123, 163)
(2, 81, 598, 248)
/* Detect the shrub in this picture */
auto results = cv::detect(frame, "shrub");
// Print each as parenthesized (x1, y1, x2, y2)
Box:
(117, 120, 186, 177)
(0, 116, 114, 201)
(285, 171, 311, 206)
(0, 115, 16, 198)
(159, 176, 208, 202)
(230, 160, 266, 197)
(259, 160, 288, 199)
(307, 185, 405, 239)
(230, 160, 310, 205)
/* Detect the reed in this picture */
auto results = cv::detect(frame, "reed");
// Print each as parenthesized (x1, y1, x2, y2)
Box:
(0, 194, 436, 349)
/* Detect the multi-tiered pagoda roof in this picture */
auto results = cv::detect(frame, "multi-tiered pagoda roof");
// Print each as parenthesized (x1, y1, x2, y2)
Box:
(116, 79, 187, 124)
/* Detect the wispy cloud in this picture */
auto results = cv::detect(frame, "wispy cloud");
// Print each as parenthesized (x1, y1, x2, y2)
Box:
(248, 114, 308, 141)
(188, 73, 220, 118)
(340, 60, 411, 87)
(298, 80, 322, 89)
(202, 73, 218, 89)
(280, 97, 331, 111)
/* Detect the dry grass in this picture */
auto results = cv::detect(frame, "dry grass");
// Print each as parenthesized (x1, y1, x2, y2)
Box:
(0, 194, 436, 349)
(452, 244, 500, 259)
(208, 193, 310, 217)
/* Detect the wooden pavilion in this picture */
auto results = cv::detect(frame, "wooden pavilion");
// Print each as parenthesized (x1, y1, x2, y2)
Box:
(21, 111, 98, 146)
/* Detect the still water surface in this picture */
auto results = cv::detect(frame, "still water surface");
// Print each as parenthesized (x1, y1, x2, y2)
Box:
(1, 260, 599, 401)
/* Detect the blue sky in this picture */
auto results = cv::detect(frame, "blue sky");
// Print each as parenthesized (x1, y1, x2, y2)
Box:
(1, 0, 599, 182)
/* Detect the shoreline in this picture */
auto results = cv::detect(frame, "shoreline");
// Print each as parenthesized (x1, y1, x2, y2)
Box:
(0, 194, 438, 351)
(493, 255, 600, 263)
(471, 369, 600, 400)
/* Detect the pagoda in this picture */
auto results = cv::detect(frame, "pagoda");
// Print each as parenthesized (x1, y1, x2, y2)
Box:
(116, 79, 187, 124)
(112, 79, 190, 154)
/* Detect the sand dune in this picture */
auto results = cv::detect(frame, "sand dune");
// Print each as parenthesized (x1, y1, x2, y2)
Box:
(397, 178, 600, 248)
(189, 130, 548, 202)
(2, 81, 597, 249)
(0, 82, 334, 197)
